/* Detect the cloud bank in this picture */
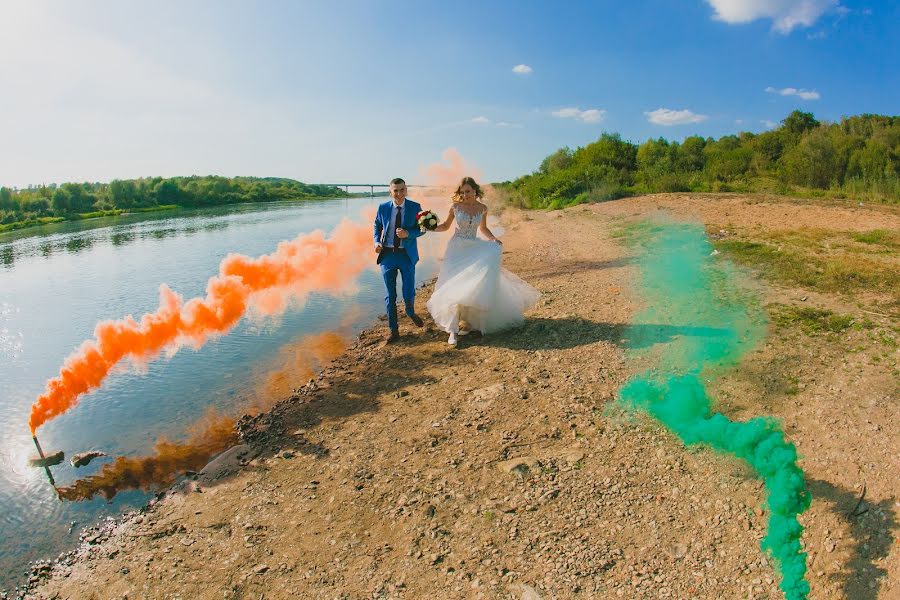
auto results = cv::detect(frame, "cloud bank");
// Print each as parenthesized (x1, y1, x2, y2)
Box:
(765, 86, 821, 100)
(705, 0, 839, 33)
(645, 108, 709, 126)
(552, 107, 606, 124)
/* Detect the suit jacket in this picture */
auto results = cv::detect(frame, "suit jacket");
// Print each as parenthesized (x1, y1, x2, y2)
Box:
(373, 198, 424, 264)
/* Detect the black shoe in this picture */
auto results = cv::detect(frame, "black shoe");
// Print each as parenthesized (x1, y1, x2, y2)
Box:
(384, 330, 401, 345)
(409, 313, 425, 327)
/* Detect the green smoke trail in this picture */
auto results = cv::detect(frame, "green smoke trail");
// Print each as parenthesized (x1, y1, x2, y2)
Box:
(617, 221, 811, 600)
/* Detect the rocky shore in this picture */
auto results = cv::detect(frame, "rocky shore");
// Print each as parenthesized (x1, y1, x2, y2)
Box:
(20, 195, 900, 599)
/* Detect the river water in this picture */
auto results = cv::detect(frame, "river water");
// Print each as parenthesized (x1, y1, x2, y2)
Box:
(0, 197, 443, 589)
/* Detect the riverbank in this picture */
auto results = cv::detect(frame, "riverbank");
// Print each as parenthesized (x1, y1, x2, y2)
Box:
(24, 194, 900, 599)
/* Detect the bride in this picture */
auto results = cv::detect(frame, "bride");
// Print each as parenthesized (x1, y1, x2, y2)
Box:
(426, 177, 540, 346)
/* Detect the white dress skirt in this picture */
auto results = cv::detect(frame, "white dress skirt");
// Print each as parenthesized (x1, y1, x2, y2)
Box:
(426, 204, 540, 334)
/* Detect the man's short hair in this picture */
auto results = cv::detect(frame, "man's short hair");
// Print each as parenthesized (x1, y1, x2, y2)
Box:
(390, 177, 406, 186)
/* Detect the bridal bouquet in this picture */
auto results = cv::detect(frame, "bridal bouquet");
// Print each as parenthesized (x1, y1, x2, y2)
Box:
(416, 210, 439, 232)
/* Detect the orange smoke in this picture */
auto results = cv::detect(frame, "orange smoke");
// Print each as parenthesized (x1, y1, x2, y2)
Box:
(247, 331, 347, 414)
(58, 331, 350, 501)
(29, 220, 371, 434)
(419, 147, 484, 191)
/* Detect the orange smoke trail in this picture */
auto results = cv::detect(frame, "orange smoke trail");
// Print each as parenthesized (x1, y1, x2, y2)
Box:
(58, 331, 350, 501)
(29, 220, 371, 434)
(418, 147, 484, 191)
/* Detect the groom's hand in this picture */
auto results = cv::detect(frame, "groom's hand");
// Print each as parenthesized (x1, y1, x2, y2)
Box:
(396, 228, 409, 239)
(374, 244, 382, 253)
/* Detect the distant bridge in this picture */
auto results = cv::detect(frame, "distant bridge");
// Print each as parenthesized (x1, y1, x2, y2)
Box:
(317, 183, 427, 197)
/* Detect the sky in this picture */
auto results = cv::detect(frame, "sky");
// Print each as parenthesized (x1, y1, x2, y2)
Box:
(0, 0, 897, 188)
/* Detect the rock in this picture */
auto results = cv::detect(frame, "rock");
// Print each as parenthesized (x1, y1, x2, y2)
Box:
(666, 543, 688, 559)
(29, 451, 64, 468)
(472, 383, 505, 405)
(498, 457, 540, 478)
(70, 451, 107, 468)
(279, 450, 295, 459)
(511, 583, 543, 600)
(198, 445, 252, 485)
(253, 564, 269, 574)
(562, 450, 584, 465)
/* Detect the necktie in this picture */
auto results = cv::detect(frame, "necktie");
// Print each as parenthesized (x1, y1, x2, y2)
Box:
(392, 204, 403, 247)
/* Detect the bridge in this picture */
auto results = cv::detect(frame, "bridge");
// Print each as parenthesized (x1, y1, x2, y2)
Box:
(317, 183, 426, 197)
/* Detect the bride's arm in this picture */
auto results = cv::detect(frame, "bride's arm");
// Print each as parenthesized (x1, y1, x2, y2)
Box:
(479, 210, 500, 243)
(433, 208, 455, 232)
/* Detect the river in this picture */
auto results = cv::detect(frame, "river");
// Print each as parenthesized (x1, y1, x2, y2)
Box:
(0, 197, 443, 589)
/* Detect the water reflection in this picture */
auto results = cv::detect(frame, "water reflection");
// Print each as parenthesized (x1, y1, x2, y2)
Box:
(203, 221, 229, 232)
(110, 231, 135, 246)
(146, 228, 178, 241)
(65, 236, 94, 253)
(0, 202, 303, 269)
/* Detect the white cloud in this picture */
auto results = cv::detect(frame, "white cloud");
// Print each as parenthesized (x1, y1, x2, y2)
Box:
(552, 107, 606, 123)
(470, 116, 491, 124)
(512, 64, 533, 75)
(762, 119, 778, 129)
(765, 86, 820, 100)
(705, 0, 839, 33)
(735, 119, 745, 125)
(644, 108, 709, 126)
(496, 121, 524, 128)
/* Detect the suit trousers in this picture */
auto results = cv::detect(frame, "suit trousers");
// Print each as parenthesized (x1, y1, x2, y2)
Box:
(380, 250, 416, 331)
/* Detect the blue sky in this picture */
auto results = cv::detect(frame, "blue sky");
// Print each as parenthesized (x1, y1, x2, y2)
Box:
(0, 0, 896, 187)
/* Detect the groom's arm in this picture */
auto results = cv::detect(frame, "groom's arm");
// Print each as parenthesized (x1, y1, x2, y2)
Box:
(373, 208, 383, 249)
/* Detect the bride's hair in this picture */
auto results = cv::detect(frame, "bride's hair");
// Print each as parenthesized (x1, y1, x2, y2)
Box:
(452, 176, 484, 202)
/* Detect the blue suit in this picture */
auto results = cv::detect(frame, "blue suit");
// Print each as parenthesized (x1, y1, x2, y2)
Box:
(373, 198, 424, 331)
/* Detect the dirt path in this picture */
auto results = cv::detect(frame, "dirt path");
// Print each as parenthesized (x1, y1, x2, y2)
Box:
(28, 194, 899, 600)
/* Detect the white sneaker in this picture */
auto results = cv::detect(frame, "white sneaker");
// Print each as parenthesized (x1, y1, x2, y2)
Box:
(448, 332, 458, 346)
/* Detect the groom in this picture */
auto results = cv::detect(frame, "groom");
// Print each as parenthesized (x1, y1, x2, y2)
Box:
(374, 177, 426, 344)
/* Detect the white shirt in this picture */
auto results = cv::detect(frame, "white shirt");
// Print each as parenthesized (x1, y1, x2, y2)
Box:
(385, 199, 406, 248)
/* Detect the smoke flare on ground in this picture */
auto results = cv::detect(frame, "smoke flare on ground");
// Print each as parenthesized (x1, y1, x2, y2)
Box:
(29, 220, 370, 433)
(617, 221, 811, 600)
(58, 331, 349, 501)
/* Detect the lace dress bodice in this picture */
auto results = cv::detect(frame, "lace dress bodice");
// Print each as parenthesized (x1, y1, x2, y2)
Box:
(452, 204, 483, 239)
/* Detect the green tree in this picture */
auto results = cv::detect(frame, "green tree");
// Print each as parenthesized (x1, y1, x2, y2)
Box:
(780, 127, 839, 188)
(0, 187, 13, 211)
(782, 110, 820, 137)
(573, 133, 637, 174)
(539, 147, 575, 174)
(676, 136, 706, 172)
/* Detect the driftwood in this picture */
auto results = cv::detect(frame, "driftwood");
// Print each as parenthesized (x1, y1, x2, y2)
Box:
(71, 451, 107, 468)
(29, 451, 64, 468)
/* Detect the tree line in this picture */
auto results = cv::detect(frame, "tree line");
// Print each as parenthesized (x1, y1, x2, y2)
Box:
(498, 111, 899, 209)
(0, 176, 347, 232)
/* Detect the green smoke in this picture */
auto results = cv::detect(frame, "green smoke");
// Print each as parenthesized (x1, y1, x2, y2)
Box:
(617, 221, 811, 600)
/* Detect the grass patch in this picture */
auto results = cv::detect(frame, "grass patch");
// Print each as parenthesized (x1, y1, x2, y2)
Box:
(714, 236, 899, 295)
(769, 304, 856, 334)
(130, 205, 179, 213)
(852, 229, 899, 247)
(75, 209, 125, 219)
(0, 216, 66, 233)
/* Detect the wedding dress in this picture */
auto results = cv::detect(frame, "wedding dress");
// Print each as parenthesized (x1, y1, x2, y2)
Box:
(426, 203, 540, 337)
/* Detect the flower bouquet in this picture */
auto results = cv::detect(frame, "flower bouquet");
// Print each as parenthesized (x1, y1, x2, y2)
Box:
(416, 210, 439, 232)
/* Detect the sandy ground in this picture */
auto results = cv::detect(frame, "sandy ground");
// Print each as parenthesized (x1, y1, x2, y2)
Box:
(24, 193, 899, 600)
